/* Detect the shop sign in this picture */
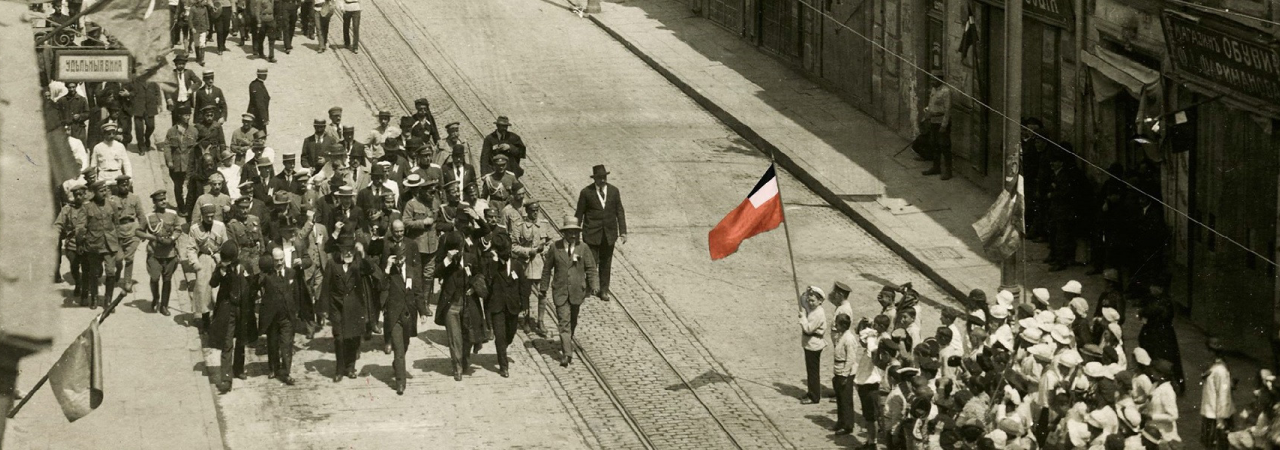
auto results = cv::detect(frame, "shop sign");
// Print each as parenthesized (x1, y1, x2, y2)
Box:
(54, 49, 132, 82)
(975, 0, 1074, 29)
(1162, 12, 1280, 106)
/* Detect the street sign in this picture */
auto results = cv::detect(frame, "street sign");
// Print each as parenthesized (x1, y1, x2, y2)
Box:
(1162, 11, 1280, 107)
(974, 0, 1074, 29)
(53, 49, 133, 82)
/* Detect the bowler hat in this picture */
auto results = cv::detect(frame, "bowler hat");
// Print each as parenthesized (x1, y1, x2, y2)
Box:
(173, 53, 188, 63)
(371, 164, 386, 175)
(560, 215, 582, 231)
(591, 164, 609, 179)
(313, 119, 327, 126)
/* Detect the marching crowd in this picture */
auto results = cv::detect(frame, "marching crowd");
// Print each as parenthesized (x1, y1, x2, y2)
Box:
(49, 52, 629, 396)
(797, 278, 1280, 449)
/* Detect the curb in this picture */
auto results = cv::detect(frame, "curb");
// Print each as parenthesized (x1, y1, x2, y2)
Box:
(582, 12, 969, 306)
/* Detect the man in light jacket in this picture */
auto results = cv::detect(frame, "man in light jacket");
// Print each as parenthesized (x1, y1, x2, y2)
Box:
(538, 216, 598, 368)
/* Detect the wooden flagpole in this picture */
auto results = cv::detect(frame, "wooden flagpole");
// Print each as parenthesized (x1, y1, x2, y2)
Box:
(7, 294, 124, 419)
(768, 151, 806, 311)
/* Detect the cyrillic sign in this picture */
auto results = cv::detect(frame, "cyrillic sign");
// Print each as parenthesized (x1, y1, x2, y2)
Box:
(54, 49, 133, 82)
(1162, 12, 1280, 106)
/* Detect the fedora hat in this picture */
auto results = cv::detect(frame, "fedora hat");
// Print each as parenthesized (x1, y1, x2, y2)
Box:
(560, 215, 582, 231)
(493, 116, 512, 126)
(591, 164, 609, 179)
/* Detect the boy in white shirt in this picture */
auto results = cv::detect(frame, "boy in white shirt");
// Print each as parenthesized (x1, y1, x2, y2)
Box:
(799, 286, 827, 404)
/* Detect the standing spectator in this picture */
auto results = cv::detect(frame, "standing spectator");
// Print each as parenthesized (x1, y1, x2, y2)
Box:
(920, 71, 952, 180)
(314, 0, 334, 53)
(1089, 164, 1129, 275)
(212, 0, 232, 54)
(830, 313, 855, 434)
(1131, 194, 1168, 295)
(1200, 337, 1235, 449)
(57, 81, 89, 143)
(299, 0, 313, 38)
(1044, 148, 1085, 271)
(1020, 117, 1049, 240)
(341, 0, 360, 53)
(123, 72, 161, 152)
(1139, 284, 1184, 393)
(193, 70, 228, 124)
(537, 216, 599, 368)
(277, 0, 297, 54)
(1146, 359, 1182, 444)
(856, 315, 888, 446)
(170, 0, 187, 46)
(574, 164, 626, 301)
(188, 0, 211, 64)
(247, 68, 270, 134)
(798, 286, 827, 405)
(237, 0, 253, 47)
(250, 0, 276, 62)
(480, 116, 527, 176)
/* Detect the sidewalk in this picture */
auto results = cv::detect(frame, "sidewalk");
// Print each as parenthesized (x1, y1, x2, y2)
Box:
(584, 0, 1259, 442)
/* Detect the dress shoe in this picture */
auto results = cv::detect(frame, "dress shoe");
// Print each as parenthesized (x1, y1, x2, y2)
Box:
(500, 367, 509, 378)
(560, 359, 569, 368)
(281, 376, 295, 386)
(423, 308, 432, 317)
(800, 398, 818, 405)
(600, 292, 612, 301)
(333, 373, 343, 383)
(346, 369, 357, 379)
(453, 367, 463, 381)
(236, 372, 247, 380)
(835, 428, 852, 436)
(160, 306, 171, 316)
(383, 344, 392, 355)
(396, 384, 404, 395)
(218, 383, 232, 394)
(267, 372, 276, 379)
(151, 300, 159, 312)
(534, 324, 547, 338)
(268, 57, 277, 63)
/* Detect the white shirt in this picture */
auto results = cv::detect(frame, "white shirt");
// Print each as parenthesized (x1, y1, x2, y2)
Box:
(1146, 382, 1180, 441)
(91, 140, 132, 179)
(1201, 360, 1235, 420)
(833, 330, 857, 377)
(217, 165, 242, 199)
(69, 136, 89, 173)
(595, 184, 608, 208)
(800, 307, 827, 352)
(853, 332, 880, 385)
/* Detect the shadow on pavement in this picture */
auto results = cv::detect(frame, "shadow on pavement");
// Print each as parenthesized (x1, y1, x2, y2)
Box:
(803, 414, 863, 447)
(125, 298, 151, 313)
(303, 359, 339, 378)
(665, 369, 731, 391)
(359, 364, 397, 389)
(771, 381, 808, 400)
(411, 357, 455, 377)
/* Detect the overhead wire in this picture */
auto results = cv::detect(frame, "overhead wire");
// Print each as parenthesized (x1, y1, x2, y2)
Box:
(793, 0, 1280, 270)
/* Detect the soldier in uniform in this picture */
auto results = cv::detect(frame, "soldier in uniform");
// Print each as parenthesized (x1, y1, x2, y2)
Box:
(185, 203, 228, 331)
(227, 195, 265, 276)
(257, 248, 300, 385)
(209, 241, 257, 393)
(195, 172, 234, 223)
(80, 180, 122, 309)
(301, 118, 335, 169)
(320, 230, 375, 382)
(193, 70, 228, 125)
(57, 81, 89, 143)
(440, 122, 463, 162)
(54, 182, 91, 303)
(165, 107, 200, 215)
(400, 174, 437, 316)
(92, 123, 132, 181)
(139, 190, 184, 315)
(247, 68, 270, 134)
(538, 216, 600, 367)
(230, 113, 264, 164)
(480, 116, 526, 177)
(511, 198, 554, 336)
(480, 154, 518, 213)
(380, 225, 419, 394)
(112, 175, 148, 295)
(441, 144, 477, 205)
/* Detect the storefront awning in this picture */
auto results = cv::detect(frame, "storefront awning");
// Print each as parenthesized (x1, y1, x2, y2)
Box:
(1083, 47, 1161, 100)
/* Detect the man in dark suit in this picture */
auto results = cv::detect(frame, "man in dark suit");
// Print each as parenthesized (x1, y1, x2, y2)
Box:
(323, 186, 365, 254)
(441, 144, 477, 205)
(434, 207, 490, 381)
(121, 74, 162, 151)
(378, 221, 419, 393)
(257, 249, 302, 385)
(319, 230, 376, 382)
(538, 216, 599, 367)
(340, 125, 368, 168)
(193, 70, 228, 125)
(407, 98, 440, 148)
(247, 68, 270, 135)
(574, 165, 626, 301)
(1045, 149, 1085, 272)
(166, 53, 203, 126)
(209, 241, 257, 393)
(301, 119, 334, 169)
(480, 116, 526, 177)
(484, 231, 521, 378)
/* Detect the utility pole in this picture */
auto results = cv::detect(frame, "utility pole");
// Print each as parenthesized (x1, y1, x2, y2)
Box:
(999, 0, 1025, 298)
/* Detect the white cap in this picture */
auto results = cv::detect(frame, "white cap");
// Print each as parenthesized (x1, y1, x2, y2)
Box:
(990, 304, 1010, 319)
(1061, 280, 1083, 295)
(996, 290, 1015, 307)
(1032, 288, 1050, 303)
(1133, 348, 1152, 366)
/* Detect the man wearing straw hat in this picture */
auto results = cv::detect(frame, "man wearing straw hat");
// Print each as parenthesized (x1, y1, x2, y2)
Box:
(401, 173, 438, 316)
(538, 215, 599, 368)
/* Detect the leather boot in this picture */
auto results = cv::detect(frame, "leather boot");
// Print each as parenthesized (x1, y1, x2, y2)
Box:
(940, 152, 953, 180)
(150, 280, 161, 312)
(104, 276, 117, 308)
(160, 282, 172, 316)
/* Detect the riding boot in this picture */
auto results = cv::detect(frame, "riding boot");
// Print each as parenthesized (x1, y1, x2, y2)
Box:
(150, 280, 161, 312)
(160, 278, 173, 316)
(104, 276, 117, 308)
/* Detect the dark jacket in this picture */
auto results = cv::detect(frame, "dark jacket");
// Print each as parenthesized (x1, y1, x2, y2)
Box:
(319, 252, 375, 338)
(247, 78, 270, 123)
(193, 85, 228, 122)
(574, 182, 627, 246)
(433, 230, 487, 327)
(301, 133, 337, 168)
(125, 80, 162, 117)
(483, 256, 522, 315)
(539, 239, 598, 306)
(480, 130, 526, 175)
(258, 264, 302, 328)
(209, 262, 258, 344)
(380, 264, 419, 335)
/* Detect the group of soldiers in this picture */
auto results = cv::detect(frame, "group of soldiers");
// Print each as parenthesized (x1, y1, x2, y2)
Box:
(797, 276, 1266, 449)
(169, 0, 365, 65)
(52, 55, 629, 395)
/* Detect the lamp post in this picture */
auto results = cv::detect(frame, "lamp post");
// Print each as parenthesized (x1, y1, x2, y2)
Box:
(999, 0, 1025, 299)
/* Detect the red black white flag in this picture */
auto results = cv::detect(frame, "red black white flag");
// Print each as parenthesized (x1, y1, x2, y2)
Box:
(708, 164, 784, 260)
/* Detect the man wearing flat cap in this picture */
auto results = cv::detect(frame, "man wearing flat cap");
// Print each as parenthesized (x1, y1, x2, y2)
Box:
(574, 164, 626, 301)
(405, 98, 440, 147)
(193, 70, 228, 124)
(139, 190, 184, 315)
(481, 116, 526, 177)
(230, 113, 265, 164)
(247, 68, 270, 134)
(91, 122, 132, 181)
(302, 118, 337, 169)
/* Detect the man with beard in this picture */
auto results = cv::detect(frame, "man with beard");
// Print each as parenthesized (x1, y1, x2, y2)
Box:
(186, 203, 229, 331)
(301, 118, 336, 169)
(480, 116, 527, 177)
(538, 216, 599, 367)
(401, 174, 438, 316)
(483, 231, 520, 378)
(209, 241, 257, 393)
(54, 182, 91, 304)
(164, 107, 199, 215)
(139, 190, 184, 315)
(380, 227, 419, 394)
(257, 248, 301, 385)
(320, 230, 376, 382)
(112, 175, 148, 295)
(434, 202, 489, 381)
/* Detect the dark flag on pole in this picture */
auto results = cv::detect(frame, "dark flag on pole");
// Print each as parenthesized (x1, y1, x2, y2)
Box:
(82, 0, 175, 89)
(958, 5, 978, 61)
(47, 320, 104, 422)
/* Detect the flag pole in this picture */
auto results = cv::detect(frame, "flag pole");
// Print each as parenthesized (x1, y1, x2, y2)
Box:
(7, 294, 125, 419)
(768, 151, 805, 311)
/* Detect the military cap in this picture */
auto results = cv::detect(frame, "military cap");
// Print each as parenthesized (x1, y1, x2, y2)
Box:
(445, 121, 460, 129)
(201, 104, 219, 113)
(328, 106, 343, 115)
(88, 179, 107, 190)
(199, 203, 217, 214)
(381, 190, 396, 200)
(831, 281, 851, 297)
(234, 195, 251, 205)
(115, 174, 131, 183)
(101, 122, 118, 132)
(174, 105, 192, 116)
(70, 181, 89, 192)
(442, 179, 460, 188)
(325, 143, 346, 156)
(149, 190, 167, 201)
(251, 137, 266, 148)
(491, 153, 509, 164)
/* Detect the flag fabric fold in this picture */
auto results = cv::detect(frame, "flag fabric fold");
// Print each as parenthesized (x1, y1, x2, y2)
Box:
(48, 319, 104, 422)
(709, 164, 785, 260)
(83, 0, 174, 88)
(972, 180, 1024, 259)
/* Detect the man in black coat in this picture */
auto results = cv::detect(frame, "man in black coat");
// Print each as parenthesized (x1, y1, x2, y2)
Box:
(379, 225, 419, 394)
(301, 119, 336, 169)
(441, 145, 478, 205)
(193, 70, 228, 125)
(247, 68, 270, 135)
(257, 250, 301, 385)
(319, 230, 377, 382)
(407, 98, 440, 148)
(1045, 150, 1085, 272)
(574, 165, 626, 301)
(484, 231, 521, 378)
(122, 75, 162, 151)
(209, 241, 258, 393)
(434, 206, 490, 381)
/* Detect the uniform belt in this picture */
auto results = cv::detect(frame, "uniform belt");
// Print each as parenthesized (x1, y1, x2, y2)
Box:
(118, 216, 137, 224)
